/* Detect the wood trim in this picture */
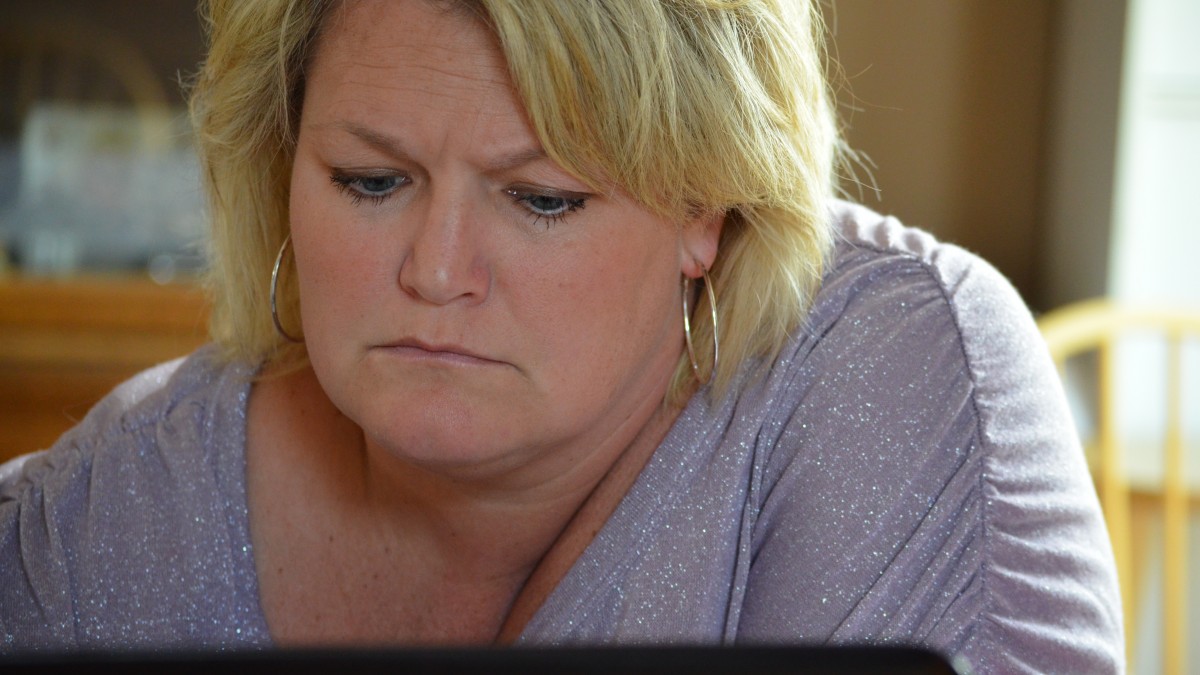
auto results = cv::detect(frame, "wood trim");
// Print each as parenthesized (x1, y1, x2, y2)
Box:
(0, 275, 210, 462)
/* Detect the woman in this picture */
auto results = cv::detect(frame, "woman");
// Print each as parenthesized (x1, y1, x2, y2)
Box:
(0, 0, 1121, 671)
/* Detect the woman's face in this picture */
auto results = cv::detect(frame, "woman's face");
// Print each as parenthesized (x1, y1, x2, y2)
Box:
(289, 0, 719, 477)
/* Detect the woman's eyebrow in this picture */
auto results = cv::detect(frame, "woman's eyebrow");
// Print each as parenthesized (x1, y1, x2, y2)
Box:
(327, 120, 548, 171)
(330, 121, 408, 159)
(487, 147, 549, 173)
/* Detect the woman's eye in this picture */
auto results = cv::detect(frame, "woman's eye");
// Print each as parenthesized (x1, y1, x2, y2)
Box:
(330, 172, 406, 205)
(507, 189, 587, 225)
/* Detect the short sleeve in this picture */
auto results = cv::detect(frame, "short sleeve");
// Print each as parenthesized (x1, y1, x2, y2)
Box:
(0, 350, 270, 652)
(736, 219, 1123, 673)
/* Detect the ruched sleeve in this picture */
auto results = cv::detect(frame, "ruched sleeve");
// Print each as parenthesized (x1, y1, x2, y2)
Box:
(736, 208, 1123, 673)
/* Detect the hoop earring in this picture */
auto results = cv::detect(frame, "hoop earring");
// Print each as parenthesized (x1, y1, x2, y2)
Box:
(270, 234, 303, 343)
(681, 264, 719, 385)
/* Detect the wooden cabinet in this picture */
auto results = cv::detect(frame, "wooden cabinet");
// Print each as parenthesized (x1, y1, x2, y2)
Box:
(0, 275, 209, 463)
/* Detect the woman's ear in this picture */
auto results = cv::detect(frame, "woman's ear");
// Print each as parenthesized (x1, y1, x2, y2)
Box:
(679, 210, 725, 278)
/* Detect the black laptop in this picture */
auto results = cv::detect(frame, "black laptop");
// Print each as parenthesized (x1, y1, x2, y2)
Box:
(3, 645, 965, 674)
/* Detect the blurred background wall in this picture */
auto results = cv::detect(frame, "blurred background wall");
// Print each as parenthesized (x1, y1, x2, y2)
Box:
(0, 0, 1132, 313)
(831, 0, 1132, 314)
(3, 0, 1185, 320)
(0, 1, 202, 114)
(832, 0, 1057, 308)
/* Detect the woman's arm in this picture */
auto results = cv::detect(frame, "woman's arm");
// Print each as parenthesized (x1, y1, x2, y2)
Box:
(737, 215, 1122, 673)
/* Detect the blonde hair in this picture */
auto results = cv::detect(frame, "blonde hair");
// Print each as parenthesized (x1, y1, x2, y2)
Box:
(190, 0, 839, 402)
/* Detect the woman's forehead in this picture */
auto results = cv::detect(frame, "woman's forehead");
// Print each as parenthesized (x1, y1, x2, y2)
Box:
(314, 0, 494, 68)
(300, 0, 557, 169)
(308, 0, 514, 111)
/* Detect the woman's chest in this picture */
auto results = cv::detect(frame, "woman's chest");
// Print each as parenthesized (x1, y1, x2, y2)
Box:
(254, 535, 521, 646)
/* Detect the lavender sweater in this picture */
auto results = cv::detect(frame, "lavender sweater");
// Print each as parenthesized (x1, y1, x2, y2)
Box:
(0, 202, 1122, 671)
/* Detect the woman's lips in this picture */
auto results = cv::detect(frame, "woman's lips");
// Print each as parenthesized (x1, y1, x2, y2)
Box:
(377, 339, 507, 367)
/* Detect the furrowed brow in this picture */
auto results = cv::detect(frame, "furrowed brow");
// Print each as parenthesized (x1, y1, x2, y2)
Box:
(333, 121, 406, 157)
(327, 120, 548, 173)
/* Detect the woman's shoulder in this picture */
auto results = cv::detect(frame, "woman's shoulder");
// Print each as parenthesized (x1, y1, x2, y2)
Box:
(0, 346, 265, 650)
(732, 201, 1121, 671)
(804, 202, 1086, 481)
(820, 199, 1025, 332)
(0, 345, 252, 491)
(743, 202, 1014, 553)
(792, 200, 1054, 436)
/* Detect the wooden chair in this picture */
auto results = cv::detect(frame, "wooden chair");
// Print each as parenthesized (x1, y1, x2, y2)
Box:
(1039, 299, 1200, 675)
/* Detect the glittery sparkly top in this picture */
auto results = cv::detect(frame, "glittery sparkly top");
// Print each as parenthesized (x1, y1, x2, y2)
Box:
(0, 202, 1122, 672)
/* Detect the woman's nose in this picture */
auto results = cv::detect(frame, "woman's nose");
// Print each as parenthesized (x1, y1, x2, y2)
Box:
(397, 191, 490, 306)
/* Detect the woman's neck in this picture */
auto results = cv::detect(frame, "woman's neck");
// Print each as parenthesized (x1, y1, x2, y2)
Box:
(245, 362, 683, 645)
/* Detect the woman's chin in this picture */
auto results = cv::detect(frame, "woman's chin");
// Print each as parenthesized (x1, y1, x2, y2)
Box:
(356, 397, 553, 481)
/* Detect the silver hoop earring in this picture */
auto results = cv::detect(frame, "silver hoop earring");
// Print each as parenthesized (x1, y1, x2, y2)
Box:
(270, 234, 303, 343)
(681, 264, 719, 385)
